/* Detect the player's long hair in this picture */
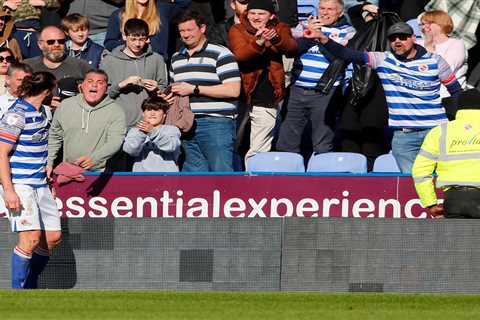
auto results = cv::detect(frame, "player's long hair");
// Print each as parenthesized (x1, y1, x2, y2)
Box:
(122, 0, 160, 36)
(18, 72, 56, 99)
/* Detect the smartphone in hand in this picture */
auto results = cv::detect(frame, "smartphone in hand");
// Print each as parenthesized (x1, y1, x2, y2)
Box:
(162, 85, 172, 95)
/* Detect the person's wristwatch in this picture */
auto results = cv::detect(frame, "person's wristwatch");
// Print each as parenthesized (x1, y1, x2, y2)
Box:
(193, 85, 200, 96)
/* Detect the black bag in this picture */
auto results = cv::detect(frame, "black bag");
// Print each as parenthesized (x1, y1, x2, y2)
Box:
(347, 12, 401, 106)
(315, 58, 347, 94)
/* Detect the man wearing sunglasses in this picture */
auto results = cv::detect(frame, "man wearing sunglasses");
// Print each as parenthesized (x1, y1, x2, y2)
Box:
(306, 21, 462, 173)
(24, 26, 91, 109)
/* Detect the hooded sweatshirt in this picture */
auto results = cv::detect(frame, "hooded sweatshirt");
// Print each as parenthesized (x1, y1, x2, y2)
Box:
(100, 44, 167, 128)
(47, 94, 126, 171)
(123, 124, 181, 172)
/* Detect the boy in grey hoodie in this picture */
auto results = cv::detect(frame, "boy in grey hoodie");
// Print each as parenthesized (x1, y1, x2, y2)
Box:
(123, 96, 181, 172)
(47, 69, 126, 172)
(100, 18, 168, 128)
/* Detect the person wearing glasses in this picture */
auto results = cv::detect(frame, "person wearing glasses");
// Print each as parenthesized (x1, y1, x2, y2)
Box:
(100, 18, 167, 171)
(0, 47, 16, 95)
(306, 21, 462, 173)
(24, 25, 91, 80)
(1, 0, 62, 58)
(23, 25, 91, 110)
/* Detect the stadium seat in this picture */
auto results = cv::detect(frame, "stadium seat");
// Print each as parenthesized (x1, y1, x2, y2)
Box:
(372, 153, 401, 173)
(306, 152, 368, 173)
(297, 0, 319, 22)
(247, 152, 305, 172)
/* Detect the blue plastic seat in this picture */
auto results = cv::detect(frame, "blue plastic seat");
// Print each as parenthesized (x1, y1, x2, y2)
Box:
(372, 153, 401, 173)
(306, 152, 368, 173)
(247, 152, 305, 172)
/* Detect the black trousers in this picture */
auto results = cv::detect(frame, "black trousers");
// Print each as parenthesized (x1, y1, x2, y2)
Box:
(444, 187, 480, 219)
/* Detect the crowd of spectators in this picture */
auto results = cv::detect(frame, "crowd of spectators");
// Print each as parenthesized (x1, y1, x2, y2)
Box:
(0, 0, 479, 174)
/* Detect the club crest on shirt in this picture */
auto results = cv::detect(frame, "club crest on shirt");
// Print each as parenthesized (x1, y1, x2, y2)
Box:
(20, 219, 31, 226)
(4, 113, 23, 128)
(419, 64, 429, 72)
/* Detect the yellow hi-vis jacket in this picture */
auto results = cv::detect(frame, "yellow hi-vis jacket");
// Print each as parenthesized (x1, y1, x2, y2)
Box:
(412, 109, 480, 208)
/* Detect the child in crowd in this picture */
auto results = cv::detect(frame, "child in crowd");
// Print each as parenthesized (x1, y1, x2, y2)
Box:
(123, 96, 181, 172)
(61, 13, 104, 68)
(100, 18, 167, 129)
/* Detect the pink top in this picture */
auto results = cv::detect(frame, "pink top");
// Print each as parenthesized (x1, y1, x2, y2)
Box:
(419, 37, 468, 98)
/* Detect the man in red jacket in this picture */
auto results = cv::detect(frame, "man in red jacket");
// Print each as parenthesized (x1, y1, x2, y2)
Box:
(228, 0, 297, 168)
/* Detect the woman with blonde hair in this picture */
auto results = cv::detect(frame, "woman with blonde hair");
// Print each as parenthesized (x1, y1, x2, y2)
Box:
(104, 0, 168, 58)
(419, 10, 468, 98)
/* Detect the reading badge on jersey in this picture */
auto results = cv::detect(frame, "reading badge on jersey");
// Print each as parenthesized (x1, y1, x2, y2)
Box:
(4, 113, 23, 129)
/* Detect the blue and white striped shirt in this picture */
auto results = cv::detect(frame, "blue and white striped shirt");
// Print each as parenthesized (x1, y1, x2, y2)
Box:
(367, 51, 452, 128)
(0, 99, 49, 187)
(292, 23, 356, 88)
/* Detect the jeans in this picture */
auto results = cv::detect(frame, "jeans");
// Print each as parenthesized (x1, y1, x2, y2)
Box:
(391, 129, 430, 174)
(182, 116, 235, 172)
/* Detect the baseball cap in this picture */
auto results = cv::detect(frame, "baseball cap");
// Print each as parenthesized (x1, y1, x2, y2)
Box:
(387, 22, 414, 37)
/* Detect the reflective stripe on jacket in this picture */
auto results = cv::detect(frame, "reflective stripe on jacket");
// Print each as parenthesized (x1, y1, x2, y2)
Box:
(412, 109, 480, 207)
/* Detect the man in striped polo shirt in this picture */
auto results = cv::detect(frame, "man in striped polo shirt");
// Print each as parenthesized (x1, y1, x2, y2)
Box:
(310, 21, 462, 173)
(0, 72, 61, 289)
(277, 0, 355, 157)
(170, 10, 241, 172)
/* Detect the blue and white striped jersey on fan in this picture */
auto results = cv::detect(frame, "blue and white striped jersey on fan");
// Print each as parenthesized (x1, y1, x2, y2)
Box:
(170, 42, 241, 116)
(367, 51, 453, 128)
(292, 23, 356, 89)
(0, 99, 49, 187)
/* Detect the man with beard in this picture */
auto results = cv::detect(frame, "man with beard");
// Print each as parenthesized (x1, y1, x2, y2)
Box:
(310, 22, 462, 173)
(47, 69, 126, 173)
(24, 26, 91, 109)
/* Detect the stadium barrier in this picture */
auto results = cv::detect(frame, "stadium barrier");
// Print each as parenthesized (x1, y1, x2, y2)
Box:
(2, 174, 478, 292)
(0, 173, 439, 219)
